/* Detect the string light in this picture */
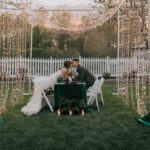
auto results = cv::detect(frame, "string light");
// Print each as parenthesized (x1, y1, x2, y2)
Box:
(32, 0, 125, 34)
(0, 1, 29, 114)
(118, 0, 149, 116)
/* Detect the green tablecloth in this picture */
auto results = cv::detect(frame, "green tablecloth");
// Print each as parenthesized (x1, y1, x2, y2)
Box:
(54, 82, 87, 109)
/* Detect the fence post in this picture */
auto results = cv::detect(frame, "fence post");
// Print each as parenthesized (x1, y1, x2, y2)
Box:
(50, 57, 52, 75)
(106, 56, 110, 73)
(79, 55, 82, 64)
(29, 57, 32, 94)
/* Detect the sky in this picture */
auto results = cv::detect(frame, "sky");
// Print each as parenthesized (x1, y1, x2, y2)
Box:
(32, 0, 95, 9)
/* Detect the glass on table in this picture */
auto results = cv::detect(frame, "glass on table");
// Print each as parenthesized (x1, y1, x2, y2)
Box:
(68, 74, 72, 82)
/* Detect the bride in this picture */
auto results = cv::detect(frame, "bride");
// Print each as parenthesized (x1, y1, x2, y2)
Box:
(21, 61, 71, 116)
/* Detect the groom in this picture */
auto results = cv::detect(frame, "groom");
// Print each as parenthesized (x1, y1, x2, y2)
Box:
(72, 59, 96, 89)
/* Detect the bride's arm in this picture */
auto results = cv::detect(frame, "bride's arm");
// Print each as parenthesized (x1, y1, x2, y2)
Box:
(61, 68, 68, 80)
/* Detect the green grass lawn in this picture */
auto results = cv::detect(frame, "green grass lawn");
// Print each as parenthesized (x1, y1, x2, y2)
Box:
(0, 83, 150, 150)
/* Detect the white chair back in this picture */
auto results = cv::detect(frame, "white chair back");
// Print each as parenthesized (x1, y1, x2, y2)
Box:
(98, 77, 105, 93)
(89, 79, 99, 96)
(90, 78, 104, 94)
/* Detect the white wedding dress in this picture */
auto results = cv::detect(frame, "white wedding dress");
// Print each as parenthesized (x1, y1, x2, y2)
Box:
(21, 70, 62, 116)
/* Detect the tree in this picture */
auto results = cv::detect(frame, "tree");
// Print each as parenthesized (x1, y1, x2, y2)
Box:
(0, 0, 29, 9)
(35, 7, 49, 28)
(84, 18, 117, 57)
(50, 10, 72, 29)
(33, 26, 52, 49)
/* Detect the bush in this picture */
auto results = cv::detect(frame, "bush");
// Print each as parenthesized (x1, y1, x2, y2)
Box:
(27, 48, 80, 58)
(102, 72, 111, 79)
(129, 70, 137, 79)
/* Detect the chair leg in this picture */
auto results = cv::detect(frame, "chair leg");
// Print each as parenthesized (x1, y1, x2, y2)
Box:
(88, 96, 96, 106)
(42, 90, 54, 112)
(91, 97, 95, 105)
(100, 92, 104, 105)
(87, 96, 92, 105)
(96, 96, 100, 111)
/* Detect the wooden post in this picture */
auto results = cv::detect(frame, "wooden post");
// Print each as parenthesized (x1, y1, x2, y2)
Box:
(117, 9, 120, 94)
(29, 22, 33, 94)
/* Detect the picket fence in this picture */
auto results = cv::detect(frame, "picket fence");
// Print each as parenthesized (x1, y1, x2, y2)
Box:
(0, 57, 149, 78)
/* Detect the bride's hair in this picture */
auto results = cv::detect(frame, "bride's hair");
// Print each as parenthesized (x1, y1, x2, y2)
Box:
(64, 61, 71, 69)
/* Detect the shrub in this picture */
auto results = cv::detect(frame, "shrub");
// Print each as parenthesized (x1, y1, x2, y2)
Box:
(27, 48, 80, 58)
(102, 72, 111, 79)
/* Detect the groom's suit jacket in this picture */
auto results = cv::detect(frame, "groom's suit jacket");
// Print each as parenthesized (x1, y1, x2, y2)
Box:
(76, 64, 96, 89)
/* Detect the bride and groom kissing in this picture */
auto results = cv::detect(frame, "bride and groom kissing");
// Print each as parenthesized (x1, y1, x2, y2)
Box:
(21, 59, 96, 116)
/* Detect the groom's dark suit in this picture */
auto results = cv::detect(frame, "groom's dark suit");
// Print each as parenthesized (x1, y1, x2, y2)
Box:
(76, 65, 96, 89)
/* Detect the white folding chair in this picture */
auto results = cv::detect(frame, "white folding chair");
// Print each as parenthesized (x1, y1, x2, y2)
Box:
(42, 89, 54, 112)
(87, 78, 105, 111)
